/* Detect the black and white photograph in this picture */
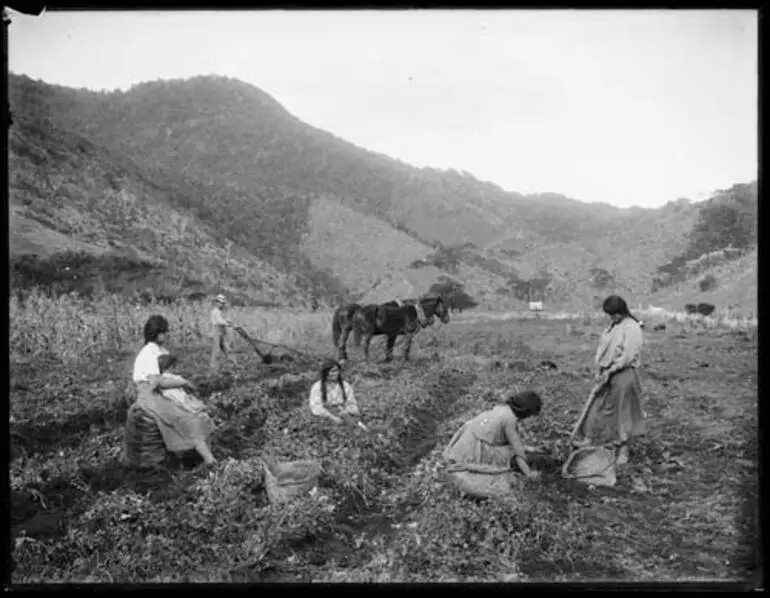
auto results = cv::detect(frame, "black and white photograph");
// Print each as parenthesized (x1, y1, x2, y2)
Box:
(7, 8, 758, 585)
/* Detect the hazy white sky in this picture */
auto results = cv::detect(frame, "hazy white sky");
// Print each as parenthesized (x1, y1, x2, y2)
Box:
(8, 9, 757, 208)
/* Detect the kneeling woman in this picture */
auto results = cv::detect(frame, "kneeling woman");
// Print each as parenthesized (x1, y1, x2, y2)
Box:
(443, 391, 543, 480)
(308, 358, 360, 425)
(125, 315, 217, 467)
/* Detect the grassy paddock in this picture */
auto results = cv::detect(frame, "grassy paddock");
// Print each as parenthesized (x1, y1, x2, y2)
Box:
(11, 291, 756, 366)
(9, 290, 759, 583)
(9, 313, 758, 583)
(452, 308, 758, 331)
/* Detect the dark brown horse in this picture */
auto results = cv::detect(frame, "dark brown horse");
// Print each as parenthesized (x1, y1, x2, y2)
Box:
(353, 295, 450, 363)
(331, 297, 419, 362)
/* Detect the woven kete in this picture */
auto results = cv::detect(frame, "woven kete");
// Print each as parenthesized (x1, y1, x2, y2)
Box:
(123, 403, 167, 468)
(262, 459, 322, 504)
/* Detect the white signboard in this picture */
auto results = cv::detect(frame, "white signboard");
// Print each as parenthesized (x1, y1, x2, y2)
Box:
(529, 301, 543, 312)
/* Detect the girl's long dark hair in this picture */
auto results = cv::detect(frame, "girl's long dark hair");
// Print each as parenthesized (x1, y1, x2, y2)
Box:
(320, 358, 347, 405)
(602, 295, 640, 324)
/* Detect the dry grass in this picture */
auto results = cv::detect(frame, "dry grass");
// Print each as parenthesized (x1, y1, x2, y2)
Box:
(300, 196, 432, 292)
(9, 296, 759, 585)
(451, 308, 758, 331)
(10, 289, 333, 365)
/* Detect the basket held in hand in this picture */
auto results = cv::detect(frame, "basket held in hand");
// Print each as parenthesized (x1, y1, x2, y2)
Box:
(562, 446, 616, 487)
(262, 458, 322, 504)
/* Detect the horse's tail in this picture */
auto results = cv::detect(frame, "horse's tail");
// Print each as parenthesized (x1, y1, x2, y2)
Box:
(352, 318, 362, 347)
(352, 307, 364, 347)
(375, 305, 388, 329)
(332, 309, 342, 347)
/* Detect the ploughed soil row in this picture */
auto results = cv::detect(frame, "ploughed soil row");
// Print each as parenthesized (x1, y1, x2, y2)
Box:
(9, 359, 312, 548)
(252, 365, 480, 581)
(10, 356, 476, 580)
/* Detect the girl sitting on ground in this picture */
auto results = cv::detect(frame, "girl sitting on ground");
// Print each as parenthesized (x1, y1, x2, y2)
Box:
(308, 358, 361, 426)
(127, 314, 217, 466)
(157, 353, 208, 415)
(443, 391, 543, 480)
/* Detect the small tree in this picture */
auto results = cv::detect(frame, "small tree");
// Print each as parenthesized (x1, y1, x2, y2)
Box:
(429, 278, 478, 311)
(699, 274, 718, 292)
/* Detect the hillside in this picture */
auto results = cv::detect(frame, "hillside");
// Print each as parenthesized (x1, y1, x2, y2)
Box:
(650, 248, 757, 316)
(8, 74, 345, 305)
(299, 195, 433, 292)
(8, 73, 757, 311)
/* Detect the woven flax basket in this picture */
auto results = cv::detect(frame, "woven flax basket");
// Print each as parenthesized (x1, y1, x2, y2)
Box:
(262, 459, 322, 504)
(562, 446, 617, 487)
(445, 462, 515, 500)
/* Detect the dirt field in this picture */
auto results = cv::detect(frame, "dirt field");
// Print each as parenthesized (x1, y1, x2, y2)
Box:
(9, 314, 759, 584)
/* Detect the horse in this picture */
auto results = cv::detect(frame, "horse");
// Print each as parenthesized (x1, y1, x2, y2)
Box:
(353, 294, 450, 363)
(381, 298, 416, 308)
(332, 297, 418, 361)
(332, 303, 363, 362)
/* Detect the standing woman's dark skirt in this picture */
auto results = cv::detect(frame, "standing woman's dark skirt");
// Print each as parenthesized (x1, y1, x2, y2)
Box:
(576, 367, 646, 446)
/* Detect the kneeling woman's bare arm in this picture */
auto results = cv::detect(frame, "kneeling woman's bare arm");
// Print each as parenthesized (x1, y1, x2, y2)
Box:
(504, 419, 540, 480)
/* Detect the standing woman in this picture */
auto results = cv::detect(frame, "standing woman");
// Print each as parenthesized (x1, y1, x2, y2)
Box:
(126, 314, 217, 466)
(308, 358, 360, 425)
(210, 294, 238, 373)
(572, 295, 646, 465)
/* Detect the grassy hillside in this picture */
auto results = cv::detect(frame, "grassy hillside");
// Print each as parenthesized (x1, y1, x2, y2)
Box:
(651, 248, 758, 316)
(300, 195, 433, 292)
(8, 74, 345, 305)
(9, 207, 106, 258)
(8, 72, 757, 311)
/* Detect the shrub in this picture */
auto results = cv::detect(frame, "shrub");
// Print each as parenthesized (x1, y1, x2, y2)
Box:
(699, 274, 718, 292)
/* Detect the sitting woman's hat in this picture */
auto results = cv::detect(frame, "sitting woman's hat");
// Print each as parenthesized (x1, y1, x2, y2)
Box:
(215, 294, 227, 304)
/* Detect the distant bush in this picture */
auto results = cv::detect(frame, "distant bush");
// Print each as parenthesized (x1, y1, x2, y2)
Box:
(421, 247, 463, 273)
(429, 277, 478, 311)
(590, 267, 615, 290)
(10, 250, 158, 299)
(699, 274, 718, 292)
(508, 269, 552, 302)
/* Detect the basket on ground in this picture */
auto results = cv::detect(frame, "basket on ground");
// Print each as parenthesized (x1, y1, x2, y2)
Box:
(445, 462, 516, 500)
(262, 459, 322, 504)
(562, 446, 616, 487)
(123, 403, 167, 468)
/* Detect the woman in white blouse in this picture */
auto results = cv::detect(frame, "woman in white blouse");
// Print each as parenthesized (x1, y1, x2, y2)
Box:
(308, 358, 360, 425)
(572, 295, 646, 466)
(129, 315, 217, 465)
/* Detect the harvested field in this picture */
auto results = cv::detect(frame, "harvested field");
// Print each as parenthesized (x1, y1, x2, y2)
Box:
(9, 311, 759, 585)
